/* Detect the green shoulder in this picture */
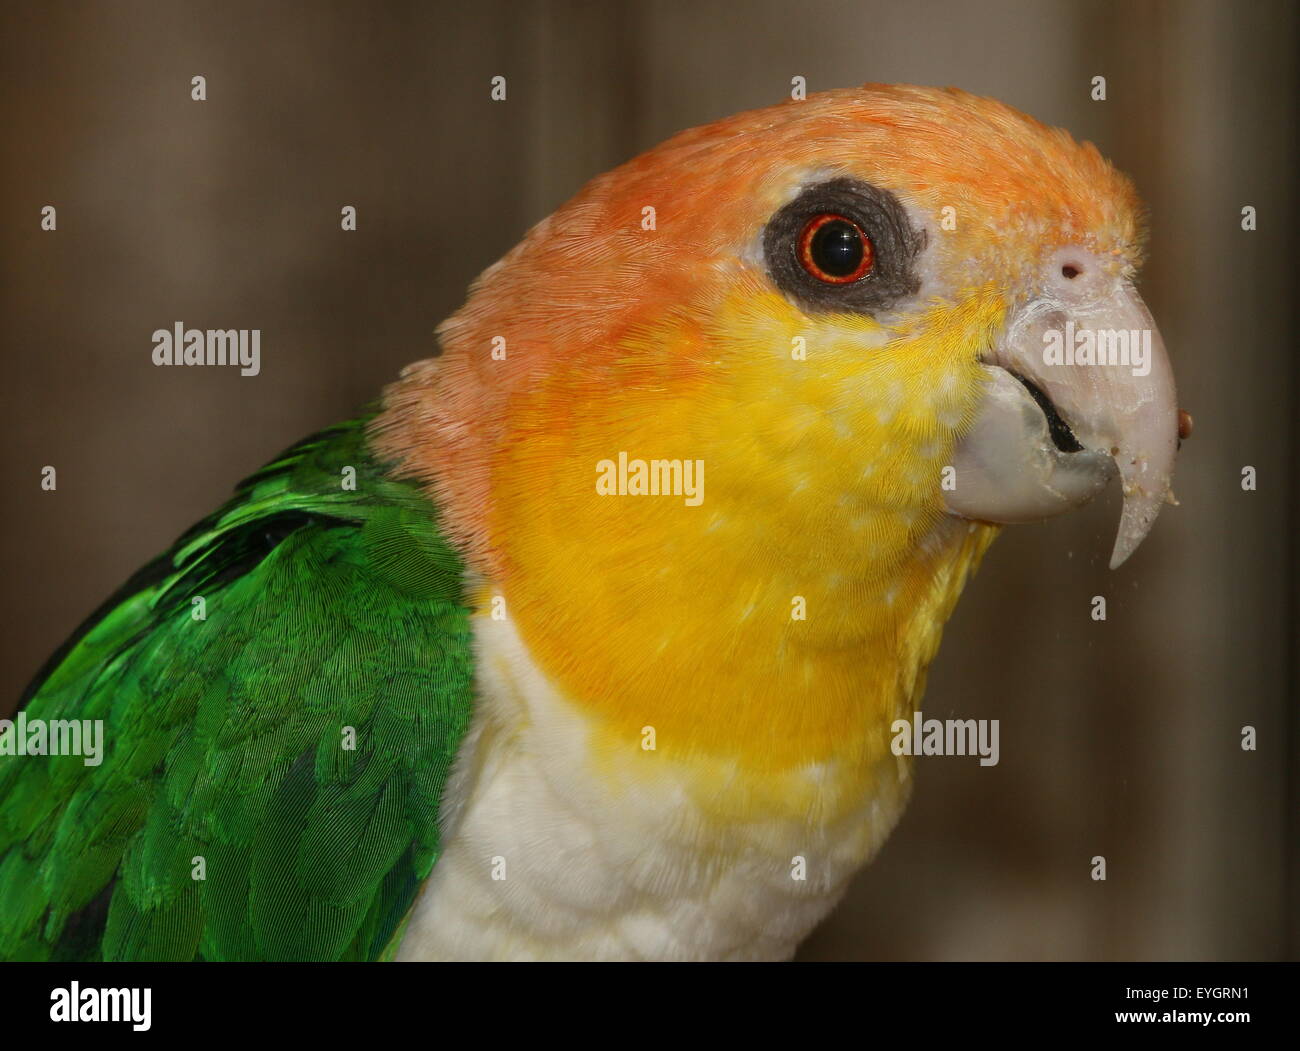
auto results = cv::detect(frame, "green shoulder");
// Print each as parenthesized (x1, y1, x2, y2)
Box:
(0, 414, 476, 961)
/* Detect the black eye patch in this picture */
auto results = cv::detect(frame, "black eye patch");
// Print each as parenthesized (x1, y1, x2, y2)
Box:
(762, 178, 926, 316)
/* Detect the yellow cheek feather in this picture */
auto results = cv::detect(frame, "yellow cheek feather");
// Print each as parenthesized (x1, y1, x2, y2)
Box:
(489, 280, 1007, 786)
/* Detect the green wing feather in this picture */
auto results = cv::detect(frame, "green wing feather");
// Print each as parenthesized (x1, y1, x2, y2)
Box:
(0, 415, 475, 960)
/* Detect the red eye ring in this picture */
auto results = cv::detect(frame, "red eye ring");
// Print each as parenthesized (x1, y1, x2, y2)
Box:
(798, 213, 874, 284)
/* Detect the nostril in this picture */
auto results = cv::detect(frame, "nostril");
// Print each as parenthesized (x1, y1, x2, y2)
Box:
(1061, 263, 1082, 279)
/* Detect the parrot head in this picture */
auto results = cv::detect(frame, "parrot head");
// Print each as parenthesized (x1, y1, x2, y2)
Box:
(376, 84, 1179, 783)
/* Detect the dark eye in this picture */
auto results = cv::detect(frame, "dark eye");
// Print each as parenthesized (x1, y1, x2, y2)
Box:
(799, 214, 874, 283)
(763, 178, 923, 316)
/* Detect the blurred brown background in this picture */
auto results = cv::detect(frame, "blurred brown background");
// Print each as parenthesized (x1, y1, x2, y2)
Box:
(2, 0, 1295, 960)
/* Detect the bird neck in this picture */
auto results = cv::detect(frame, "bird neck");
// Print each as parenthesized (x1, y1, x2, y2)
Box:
(374, 287, 1002, 779)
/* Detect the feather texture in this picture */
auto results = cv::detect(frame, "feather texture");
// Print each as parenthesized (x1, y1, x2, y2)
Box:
(0, 417, 475, 960)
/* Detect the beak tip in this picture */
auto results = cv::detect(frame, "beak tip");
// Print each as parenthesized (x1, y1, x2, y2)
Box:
(1108, 482, 1171, 570)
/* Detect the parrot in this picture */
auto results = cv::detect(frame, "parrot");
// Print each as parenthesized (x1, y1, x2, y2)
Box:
(0, 83, 1181, 961)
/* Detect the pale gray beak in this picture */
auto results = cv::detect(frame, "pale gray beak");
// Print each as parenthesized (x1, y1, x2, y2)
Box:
(943, 248, 1180, 568)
